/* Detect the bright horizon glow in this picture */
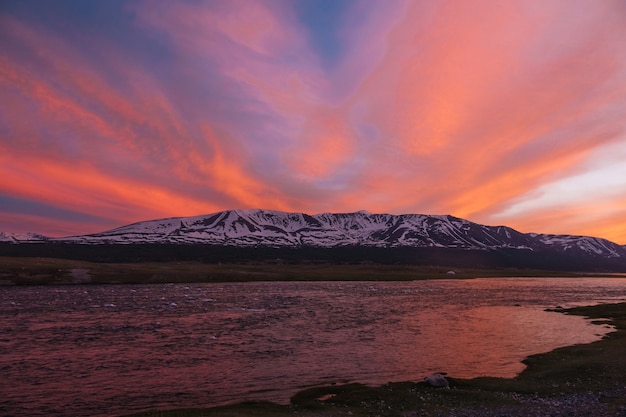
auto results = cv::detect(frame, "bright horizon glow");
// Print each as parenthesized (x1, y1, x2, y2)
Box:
(1, 0, 626, 243)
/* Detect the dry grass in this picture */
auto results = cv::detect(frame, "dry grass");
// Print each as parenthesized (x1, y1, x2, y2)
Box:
(0, 256, 593, 285)
(4, 256, 624, 415)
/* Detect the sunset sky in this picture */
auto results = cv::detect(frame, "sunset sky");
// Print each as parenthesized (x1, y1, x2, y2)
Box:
(1, 0, 626, 243)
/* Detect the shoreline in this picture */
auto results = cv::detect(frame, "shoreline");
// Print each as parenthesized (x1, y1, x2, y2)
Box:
(1, 256, 622, 285)
(121, 302, 626, 417)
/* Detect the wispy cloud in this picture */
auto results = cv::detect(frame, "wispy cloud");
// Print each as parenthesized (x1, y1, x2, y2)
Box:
(1, 0, 626, 242)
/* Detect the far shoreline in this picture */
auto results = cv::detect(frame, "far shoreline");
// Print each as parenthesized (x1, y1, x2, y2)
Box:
(1, 256, 624, 286)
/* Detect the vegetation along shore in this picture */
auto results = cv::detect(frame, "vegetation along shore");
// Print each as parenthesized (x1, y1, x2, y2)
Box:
(0, 256, 622, 286)
(4, 255, 625, 415)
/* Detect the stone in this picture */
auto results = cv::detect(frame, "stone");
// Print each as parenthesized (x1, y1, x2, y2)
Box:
(424, 373, 449, 388)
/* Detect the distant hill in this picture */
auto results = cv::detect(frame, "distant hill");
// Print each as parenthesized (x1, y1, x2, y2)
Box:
(2, 209, 625, 271)
(0, 232, 50, 243)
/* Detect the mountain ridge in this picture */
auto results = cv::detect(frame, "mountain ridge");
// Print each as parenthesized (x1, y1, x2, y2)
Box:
(5, 209, 624, 260)
(0, 232, 50, 243)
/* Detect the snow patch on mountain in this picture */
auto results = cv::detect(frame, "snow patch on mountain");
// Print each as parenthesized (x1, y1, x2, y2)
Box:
(0, 232, 49, 243)
(41, 209, 626, 260)
(529, 233, 624, 258)
(4, 209, 623, 260)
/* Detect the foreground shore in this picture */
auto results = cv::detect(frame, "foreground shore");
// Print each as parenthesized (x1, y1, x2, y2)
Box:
(121, 302, 626, 417)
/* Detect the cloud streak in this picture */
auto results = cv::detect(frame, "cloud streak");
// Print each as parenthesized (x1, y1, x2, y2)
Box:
(1, 0, 626, 242)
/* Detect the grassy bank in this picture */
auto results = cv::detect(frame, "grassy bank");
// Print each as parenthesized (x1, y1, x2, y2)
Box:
(0, 256, 612, 285)
(119, 302, 626, 417)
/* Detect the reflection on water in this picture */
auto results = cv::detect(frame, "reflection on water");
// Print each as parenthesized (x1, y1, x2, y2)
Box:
(0, 278, 624, 417)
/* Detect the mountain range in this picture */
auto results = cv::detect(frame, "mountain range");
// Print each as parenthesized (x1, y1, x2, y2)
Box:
(3, 209, 625, 263)
(0, 232, 49, 243)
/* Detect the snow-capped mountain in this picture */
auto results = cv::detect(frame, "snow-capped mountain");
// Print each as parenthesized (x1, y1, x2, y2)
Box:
(0, 232, 49, 243)
(50, 209, 626, 259)
(529, 233, 626, 258)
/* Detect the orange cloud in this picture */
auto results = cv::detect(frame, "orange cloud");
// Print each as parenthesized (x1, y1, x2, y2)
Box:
(0, 152, 219, 221)
(0, 212, 109, 238)
(283, 108, 356, 179)
(0, 10, 297, 228)
(494, 197, 626, 244)
(194, 125, 292, 211)
(333, 1, 626, 234)
(2, 1, 626, 243)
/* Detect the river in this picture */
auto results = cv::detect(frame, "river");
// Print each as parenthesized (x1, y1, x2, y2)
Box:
(1, 277, 625, 417)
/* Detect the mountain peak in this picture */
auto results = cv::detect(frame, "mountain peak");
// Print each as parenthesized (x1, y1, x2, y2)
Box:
(0, 232, 49, 242)
(31, 209, 622, 262)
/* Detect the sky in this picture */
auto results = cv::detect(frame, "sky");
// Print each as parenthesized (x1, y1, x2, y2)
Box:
(1, 0, 626, 243)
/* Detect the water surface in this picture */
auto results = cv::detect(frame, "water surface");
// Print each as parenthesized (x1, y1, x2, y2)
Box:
(1, 277, 624, 417)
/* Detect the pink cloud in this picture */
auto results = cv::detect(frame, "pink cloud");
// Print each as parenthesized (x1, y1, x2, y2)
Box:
(334, 1, 626, 225)
(131, 0, 362, 189)
(2, 0, 626, 243)
(0, 7, 304, 227)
